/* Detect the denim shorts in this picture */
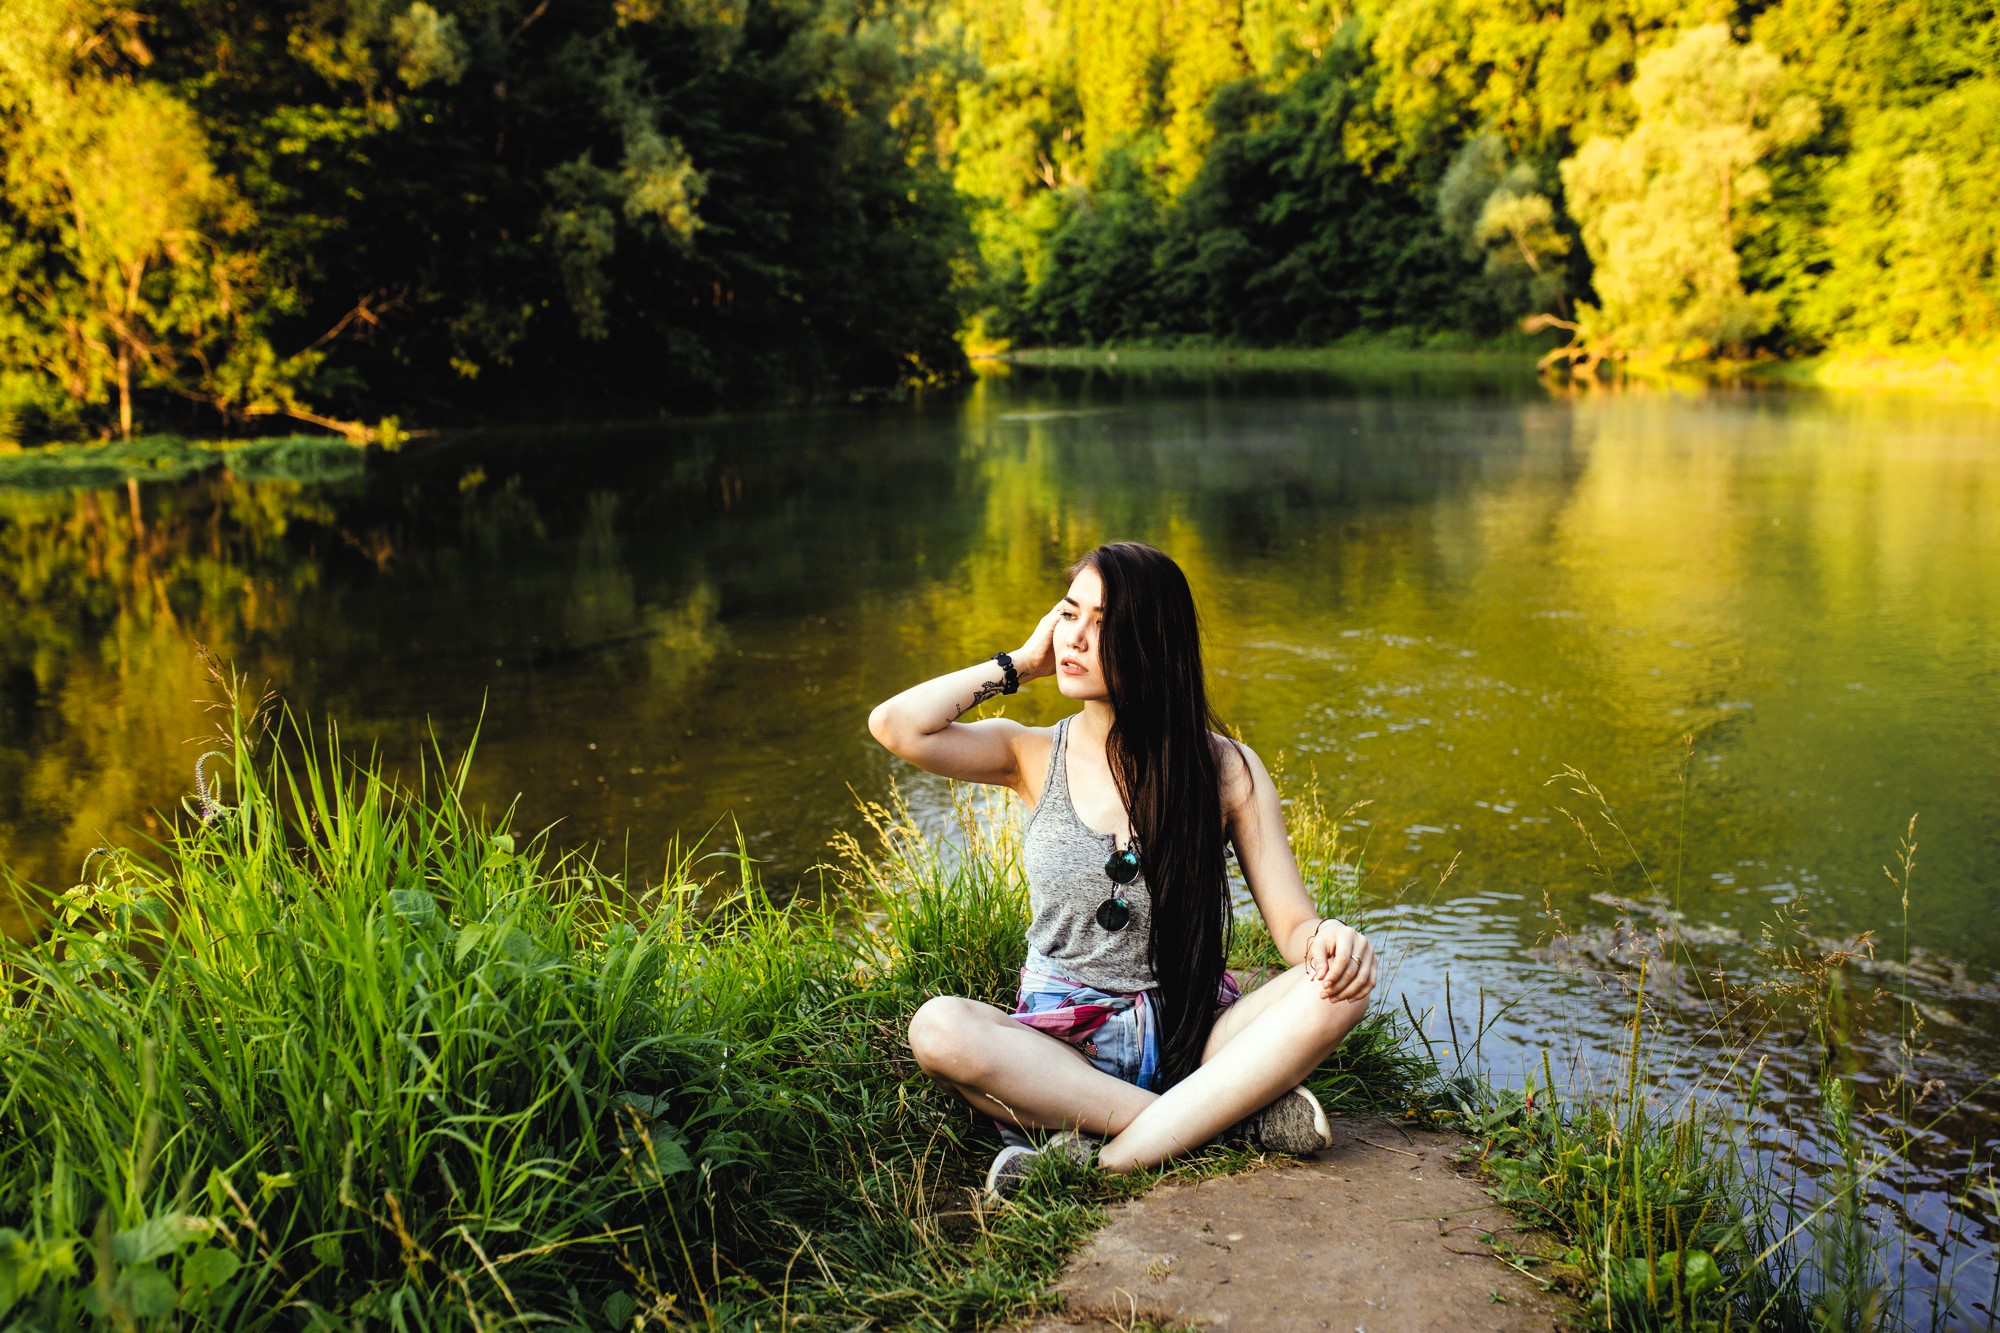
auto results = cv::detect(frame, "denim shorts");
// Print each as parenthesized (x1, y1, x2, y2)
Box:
(1073, 1000, 1153, 1085)
(1010, 949, 1243, 1093)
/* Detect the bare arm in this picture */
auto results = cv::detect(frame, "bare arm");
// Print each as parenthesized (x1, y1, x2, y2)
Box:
(866, 602, 1064, 793)
(1226, 741, 1377, 1003)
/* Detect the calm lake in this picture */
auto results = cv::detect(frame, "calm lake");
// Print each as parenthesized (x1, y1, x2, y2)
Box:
(3, 363, 1997, 1316)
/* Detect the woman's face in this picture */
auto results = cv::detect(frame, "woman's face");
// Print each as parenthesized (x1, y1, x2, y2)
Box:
(1055, 565, 1110, 702)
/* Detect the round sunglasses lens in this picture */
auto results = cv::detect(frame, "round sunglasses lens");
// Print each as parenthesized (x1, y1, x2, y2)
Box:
(1096, 896, 1132, 931)
(1104, 848, 1141, 885)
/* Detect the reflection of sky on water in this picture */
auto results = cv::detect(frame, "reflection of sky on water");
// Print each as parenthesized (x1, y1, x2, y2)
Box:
(3, 365, 1998, 1318)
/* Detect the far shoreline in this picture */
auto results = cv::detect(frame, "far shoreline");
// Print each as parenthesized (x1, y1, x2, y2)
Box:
(999, 340, 2000, 400)
(5, 341, 1993, 491)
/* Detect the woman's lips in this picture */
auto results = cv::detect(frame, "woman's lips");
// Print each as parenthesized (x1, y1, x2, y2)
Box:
(1059, 659, 1086, 675)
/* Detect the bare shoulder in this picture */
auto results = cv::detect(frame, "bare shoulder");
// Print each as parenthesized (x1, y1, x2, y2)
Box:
(1208, 731, 1269, 819)
(1006, 719, 1060, 806)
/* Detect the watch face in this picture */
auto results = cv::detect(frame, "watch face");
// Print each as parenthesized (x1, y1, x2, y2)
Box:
(1096, 896, 1132, 932)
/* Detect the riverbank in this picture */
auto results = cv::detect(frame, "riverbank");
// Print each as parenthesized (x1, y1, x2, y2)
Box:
(0, 693, 1435, 1328)
(997, 335, 1547, 376)
(0, 681, 1912, 1328)
(0, 433, 370, 492)
(1028, 1118, 1578, 1331)
(1003, 339, 2000, 401)
(1758, 346, 2000, 400)
(6, 343, 1992, 494)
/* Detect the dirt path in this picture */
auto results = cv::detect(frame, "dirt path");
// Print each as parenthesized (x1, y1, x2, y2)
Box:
(1023, 1118, 1577, 1332)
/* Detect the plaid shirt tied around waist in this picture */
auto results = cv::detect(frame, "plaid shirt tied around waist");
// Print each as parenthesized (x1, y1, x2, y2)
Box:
(1008, 953, 1242, 1094)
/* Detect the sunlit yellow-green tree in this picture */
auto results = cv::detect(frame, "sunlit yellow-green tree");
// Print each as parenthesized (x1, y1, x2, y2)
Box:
(1160, 0, 1250, 188)
(1802, 78, 2000, 351)
(1351, 0, 1698, 171)
(1557, 24, 1818, 366)
(1071, 0, 1166, 160)
(0, 0, 317, 437)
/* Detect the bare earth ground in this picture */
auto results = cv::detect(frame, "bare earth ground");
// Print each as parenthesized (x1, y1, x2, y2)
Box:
(1022, 1118, 1579, 1332)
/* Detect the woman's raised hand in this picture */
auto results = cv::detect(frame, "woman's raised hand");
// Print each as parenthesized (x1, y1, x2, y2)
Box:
(1305, 918, 1377, 1004)
(1010, 601, 1066, 683)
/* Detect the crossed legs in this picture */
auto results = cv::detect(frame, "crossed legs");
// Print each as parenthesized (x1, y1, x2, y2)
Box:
(907, 963, 1373, 1173)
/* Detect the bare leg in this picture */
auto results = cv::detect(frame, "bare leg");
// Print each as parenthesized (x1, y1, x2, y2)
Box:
(1094, 964, 1371, 1172)
(906, 967, 1371, 1172)
(907, 995, 1156, 1137)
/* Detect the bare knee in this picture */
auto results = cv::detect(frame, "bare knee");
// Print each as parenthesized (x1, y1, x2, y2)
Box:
(907, 995, 995, 1085)
(1096, 1143, 1144, 1175)
(1287, 978, 1372, 1051)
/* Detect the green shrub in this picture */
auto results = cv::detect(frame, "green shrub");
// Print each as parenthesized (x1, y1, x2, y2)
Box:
(0, 695, 1437, 1329)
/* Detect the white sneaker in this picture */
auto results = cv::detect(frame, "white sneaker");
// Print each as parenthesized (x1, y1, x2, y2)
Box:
(1230, 1085, 1332, 1155)
(982, 1129, 1094, 1201)
(983, 1143, 1039, 1201)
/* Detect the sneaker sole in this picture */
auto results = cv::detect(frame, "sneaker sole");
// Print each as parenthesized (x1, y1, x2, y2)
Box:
(1254, 1086, 1332, 1155)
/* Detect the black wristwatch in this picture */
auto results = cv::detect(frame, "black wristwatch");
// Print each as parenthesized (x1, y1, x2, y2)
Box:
(993, 651, 1020, 694)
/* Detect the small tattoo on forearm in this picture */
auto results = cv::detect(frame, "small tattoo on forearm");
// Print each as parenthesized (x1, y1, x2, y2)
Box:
(953, 676, 1007, 720)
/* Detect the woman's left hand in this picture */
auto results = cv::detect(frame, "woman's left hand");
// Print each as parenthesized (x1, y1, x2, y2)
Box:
(1305, 919, 1377, 1004)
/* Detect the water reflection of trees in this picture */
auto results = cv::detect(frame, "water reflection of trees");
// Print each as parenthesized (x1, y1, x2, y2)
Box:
(0, 479, 330, 915)
(0, 415, 986, 919)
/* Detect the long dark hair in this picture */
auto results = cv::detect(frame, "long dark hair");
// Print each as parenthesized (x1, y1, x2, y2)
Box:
(1071, 541, 1248, 1089)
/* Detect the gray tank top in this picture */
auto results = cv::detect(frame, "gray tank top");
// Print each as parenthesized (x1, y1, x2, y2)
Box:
(1022, 715, 1156, 992)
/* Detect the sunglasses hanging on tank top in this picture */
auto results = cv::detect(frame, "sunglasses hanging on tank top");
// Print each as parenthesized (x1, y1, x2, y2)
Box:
(1098, 834, 1140, 931)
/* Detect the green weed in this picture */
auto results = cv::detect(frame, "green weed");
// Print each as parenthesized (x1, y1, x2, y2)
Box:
(0, 682, 1435, 1329)
(0, 434, 363, 493)
(1453, 753, 1996, 1331)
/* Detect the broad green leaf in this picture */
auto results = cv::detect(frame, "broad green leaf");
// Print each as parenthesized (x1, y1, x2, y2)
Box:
(124, 1266, 178, 1318)
(204, 1169, 230, 1214)
(0, 1232, 21, 1312)
(113, 1214, 211, 1265)
(654, 1136, 693, 1176)
(615, 1091, 670, 1120)
(181, 1246, 241, 1294)
(601, 1290, 637, 1328)
(1680, 1250, 1722, 1298)
(389, 888, 439, 929)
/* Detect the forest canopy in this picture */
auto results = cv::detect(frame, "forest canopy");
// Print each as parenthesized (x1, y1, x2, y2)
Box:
(2, 0, 1996, 441)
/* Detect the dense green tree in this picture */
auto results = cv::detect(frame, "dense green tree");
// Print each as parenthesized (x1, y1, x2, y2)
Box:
(1437, 134, 1570, 319)
(1801, 79, 2000, 349)
(991, 37, 1493, 348)
(1, 0, 973, 441)
(7, 0, 2000, 422)
(1353, 0, 1709, 169)
(0, 0, 325, 440)
(185, 0, 974, 413)
(1557, 25, 1818, 364)
(1009, 150, 1168, 344)
(1749, 0, 2000, 352)
(1154, 63, 1489, 340)
(946, 0, 1999, 368)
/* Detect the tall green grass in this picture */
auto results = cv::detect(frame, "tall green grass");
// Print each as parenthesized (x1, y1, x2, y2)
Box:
(0, 696, 1433, 1329)
(14, 678, 1945, 1331)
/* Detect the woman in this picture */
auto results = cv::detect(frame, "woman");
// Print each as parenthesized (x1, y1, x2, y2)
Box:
(867, 542, 1378, 1196)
